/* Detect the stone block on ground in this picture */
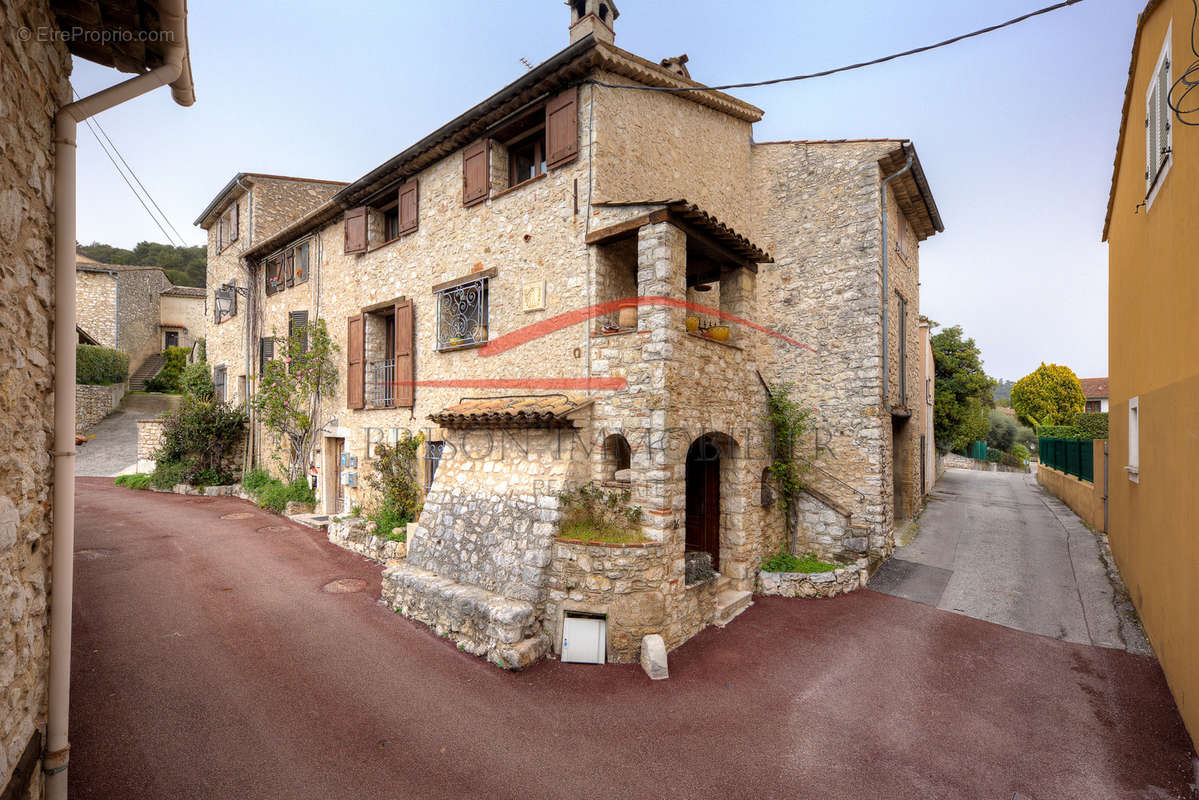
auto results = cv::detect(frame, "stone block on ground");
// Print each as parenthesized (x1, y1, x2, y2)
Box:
(285, 500, 315, 515)
(640, 633, 668, 680)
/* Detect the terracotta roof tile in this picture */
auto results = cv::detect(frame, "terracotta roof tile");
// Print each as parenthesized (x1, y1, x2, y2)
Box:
(1080, 377, 1109, 399)
(429, 395, 589, 429)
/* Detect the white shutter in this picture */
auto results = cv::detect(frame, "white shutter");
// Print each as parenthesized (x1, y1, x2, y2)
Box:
(1146, 86, 1157, 189)
(1157, 58, 1171, 174)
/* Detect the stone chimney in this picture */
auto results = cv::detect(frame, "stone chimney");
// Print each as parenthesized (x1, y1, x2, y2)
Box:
(660, 54, 691, 80)
(568, 0, 619, 45)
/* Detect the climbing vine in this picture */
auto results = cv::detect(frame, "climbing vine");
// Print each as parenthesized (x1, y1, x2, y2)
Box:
(765, 381, 813, 515)
(366, 431, 425, 540)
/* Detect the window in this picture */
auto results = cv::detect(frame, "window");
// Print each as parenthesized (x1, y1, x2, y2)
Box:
(462, 87, 577, 205)
(351, 298, 415, 410)
(213, 365, 227, 403)
(370, 179, 418, 247)
(289, 310, 309, 353)
(425, 440, 445, 489)
(435, 277, 489, 350)
(265, 254, 285, 295)
(1127, 396, 1139, 482)
(1146, 26, 1172, 204)
(217, 202, 239, 251)
(293, 241, 310, 285)
(259, 337, 274, 374)
(1085, 400, 1102, 414)
(383, 201, 401, 242)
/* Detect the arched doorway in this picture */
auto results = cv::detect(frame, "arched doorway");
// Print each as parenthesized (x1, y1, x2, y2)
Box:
(686, 434, 722, 571)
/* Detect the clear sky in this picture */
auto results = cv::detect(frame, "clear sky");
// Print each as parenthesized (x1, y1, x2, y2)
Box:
(69, 0, 1145, 381)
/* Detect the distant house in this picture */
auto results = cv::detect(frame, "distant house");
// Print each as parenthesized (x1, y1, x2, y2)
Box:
(75, 257, 206, 375)
(1103, 0, 1199, 747)
(1079, 377, 1109, 413)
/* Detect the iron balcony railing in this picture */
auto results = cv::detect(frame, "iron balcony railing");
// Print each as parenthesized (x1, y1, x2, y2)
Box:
(367, 358, 395, 408)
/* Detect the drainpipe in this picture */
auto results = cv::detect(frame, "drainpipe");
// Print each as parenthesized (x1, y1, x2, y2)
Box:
(880, 144, 914, 415)
(48, 7, 191, 796)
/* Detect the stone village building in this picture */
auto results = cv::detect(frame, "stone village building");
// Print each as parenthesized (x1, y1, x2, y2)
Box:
(199, 1, 942, 667)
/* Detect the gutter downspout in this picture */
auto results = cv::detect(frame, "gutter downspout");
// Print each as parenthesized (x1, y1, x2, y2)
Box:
(48, 35, 187, 800)
(880, 144, 914, 416)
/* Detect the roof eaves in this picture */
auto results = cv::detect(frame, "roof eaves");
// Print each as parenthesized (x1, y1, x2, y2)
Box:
(1103, 0, 1160, 242)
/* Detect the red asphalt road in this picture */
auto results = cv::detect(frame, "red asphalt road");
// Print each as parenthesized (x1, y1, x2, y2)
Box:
(70, 478, 1196, 800)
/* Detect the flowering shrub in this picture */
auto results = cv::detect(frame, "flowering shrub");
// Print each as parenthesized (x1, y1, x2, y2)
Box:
(366, 433, 424, 540)
(251, 319, 338, 483)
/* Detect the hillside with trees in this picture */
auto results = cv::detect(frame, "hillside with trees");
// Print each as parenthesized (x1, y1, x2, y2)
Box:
(79, 241, 206, 287)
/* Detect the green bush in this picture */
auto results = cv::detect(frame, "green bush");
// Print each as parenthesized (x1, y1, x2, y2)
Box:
(145, 346, 190, 393)
(986, 409, 1017, 452)
(114, 473, 150, 490)
(365, 434, 424, 542)
(195, 338, 207, 363)
(1012, 444, 1030, 462)
(149, 461, 187, 490)
(153, 396, 245, 485)
(1037, 424, 1087, 440)
(178, 362, 215, 399)
(251, 477, 315, 514)
(1072, 412, 1109, 439)
(372, 506, 410, 541)
(242, 469, 273, 493)
(760, 548, 838, 573)
(77, 345, 129, 385)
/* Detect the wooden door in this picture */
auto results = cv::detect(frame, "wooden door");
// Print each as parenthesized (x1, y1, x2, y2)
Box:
(685, 437, 721, 571)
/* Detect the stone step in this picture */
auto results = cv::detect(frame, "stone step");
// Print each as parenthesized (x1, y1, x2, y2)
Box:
(714, 588, 752, 626)
(381, 563, 548, 669)
(713, 573, 731, 593)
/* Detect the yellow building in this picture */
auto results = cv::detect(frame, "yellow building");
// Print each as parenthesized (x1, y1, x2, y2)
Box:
(1104, 0, 1199, 744)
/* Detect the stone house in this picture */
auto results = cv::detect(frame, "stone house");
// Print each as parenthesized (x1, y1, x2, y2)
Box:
(200, 1, 941, 667)
(1, 1, 194, 797)
(75, 256, 206, 371)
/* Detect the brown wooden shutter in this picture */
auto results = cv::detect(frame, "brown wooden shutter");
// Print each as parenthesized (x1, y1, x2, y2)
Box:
(344, 207, 368, 254)
(398, 180, 419, 235)
(347, 314, 365, 410)
(546, 87, 579, 170)
(462, 140, 490, 206)
(393, 299, 415, 408)
(285, 250, 295, 287)
(230, 203, 239, 242)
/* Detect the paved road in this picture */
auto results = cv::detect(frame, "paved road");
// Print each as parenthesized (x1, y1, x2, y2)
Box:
(870, 468, 1148, 652)
(76, 393, 177, 477)
(69, 478, 1194, 799)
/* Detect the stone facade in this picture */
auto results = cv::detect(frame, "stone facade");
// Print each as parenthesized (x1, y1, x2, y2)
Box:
(158, 288, 206, 350)
(0, 1, 71, 795)
(200, 23, 941, 667)
(75, 264, 176, 373)
(75, 381, 127, 432)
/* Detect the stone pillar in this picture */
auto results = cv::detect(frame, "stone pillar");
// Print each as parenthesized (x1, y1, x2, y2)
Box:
(718, 267, 754, 341)
(632, 221, 687, 544)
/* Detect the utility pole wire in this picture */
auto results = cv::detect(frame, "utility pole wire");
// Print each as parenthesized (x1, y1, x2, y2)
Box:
(588, 0, 1087, 93)
(71, 85, 187, 247)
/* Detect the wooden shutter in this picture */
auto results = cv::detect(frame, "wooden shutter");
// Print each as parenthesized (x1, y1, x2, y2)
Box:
(289, 310, 309, 352)
(230, 202, 239, 242)
(545, 87, 579, 169)
(462, 140, 490, 206)
(394, 299, 415, 408)
(398, 180, 419, 235)
(347, 314, 365, 410)
(345, 207, 368, 254)
(1157, 58, 1170, 175)
(285, 250, 295, 287)
(259, 337, 274, 374)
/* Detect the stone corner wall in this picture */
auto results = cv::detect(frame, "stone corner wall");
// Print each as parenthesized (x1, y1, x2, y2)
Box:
(75, 381, 126, 431)
(327, 517, 409, 564)
(1, 1, 71, 796)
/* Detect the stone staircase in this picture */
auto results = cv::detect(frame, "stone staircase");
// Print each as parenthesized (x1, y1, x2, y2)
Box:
(129, 352, 165, 392)
(713, 574, 752, 626)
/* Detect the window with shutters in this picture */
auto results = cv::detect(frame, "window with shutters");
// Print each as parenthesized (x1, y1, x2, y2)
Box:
(358, 298, 415, 409)
(289, 310, 309, 354)
(213, 365, 227, 403)
(344, 207, 368, 254)
(464, 87, 578, 204)
(1145, 27, 1173, 207)
(217, 202, 239, 252)
(435, 277, 489, 351)
(265, 254, 286, 295)
(259, 337, 275, 375)
(372, 179, 419, 247)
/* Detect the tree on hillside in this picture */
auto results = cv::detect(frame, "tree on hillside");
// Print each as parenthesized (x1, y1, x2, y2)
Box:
(78, 240, 206, 287)
(931, 325, 995, 452)
(1010, 363, 1085, 427)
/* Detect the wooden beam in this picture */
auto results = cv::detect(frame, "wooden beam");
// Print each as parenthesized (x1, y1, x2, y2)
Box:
(584, 209, 670, 246)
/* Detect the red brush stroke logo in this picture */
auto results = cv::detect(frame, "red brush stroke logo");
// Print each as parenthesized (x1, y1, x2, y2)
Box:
(394, 297, 814, 392)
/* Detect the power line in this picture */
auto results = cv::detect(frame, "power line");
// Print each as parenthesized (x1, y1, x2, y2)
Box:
(588, 0, 1087, 93)
(71, 85, 187, 247)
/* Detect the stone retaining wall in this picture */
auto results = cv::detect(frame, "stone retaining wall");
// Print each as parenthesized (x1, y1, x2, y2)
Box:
(546, 538, 716, 662)
(758, 564, 866, 598)
(75, 382, 126, 431)
(327, 516, 410, 564)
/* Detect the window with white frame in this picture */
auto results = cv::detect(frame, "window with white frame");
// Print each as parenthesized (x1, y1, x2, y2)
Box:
(1145, 25, 1173, 204)
(1127, 396, 1140, 482)
(435, 277, 489, 350)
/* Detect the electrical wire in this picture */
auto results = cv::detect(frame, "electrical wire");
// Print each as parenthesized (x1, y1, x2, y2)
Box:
(587, 0, 1087, 93)
(1169, 0, 1199, 126)
(71, 85, 186, 246)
